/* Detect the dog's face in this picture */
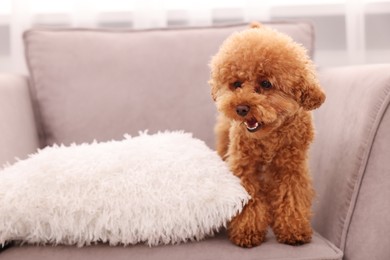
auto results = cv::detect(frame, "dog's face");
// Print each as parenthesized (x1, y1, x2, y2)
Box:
(209, 25, 325, 138)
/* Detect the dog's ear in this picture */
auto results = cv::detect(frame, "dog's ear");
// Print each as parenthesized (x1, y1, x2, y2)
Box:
(296, 69, 326, 111)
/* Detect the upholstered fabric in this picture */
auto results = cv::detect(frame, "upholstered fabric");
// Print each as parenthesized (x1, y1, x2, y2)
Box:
(344, 87, 390, 260)
(23, 22, 314, 148)
(0, 74, 39, 167)
(0, 231, 342, 260)
(311, 64, 390, 259)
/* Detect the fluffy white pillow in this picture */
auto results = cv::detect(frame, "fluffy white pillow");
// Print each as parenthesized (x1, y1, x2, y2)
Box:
(0, 132, 249, 247)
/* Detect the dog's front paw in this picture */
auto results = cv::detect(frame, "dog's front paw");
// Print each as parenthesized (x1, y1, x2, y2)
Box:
(275, 229, 312, 246)
(229, 230, 266, 248)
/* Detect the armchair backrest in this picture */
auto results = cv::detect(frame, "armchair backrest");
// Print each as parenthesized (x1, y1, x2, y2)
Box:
(23, 22, 314, 148)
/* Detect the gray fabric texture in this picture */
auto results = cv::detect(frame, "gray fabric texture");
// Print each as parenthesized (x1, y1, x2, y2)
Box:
(311, 64, 390, 259)
(0, 231, 342, 260)
(344, 84, 390, 260)
(0, 74, 39, 167)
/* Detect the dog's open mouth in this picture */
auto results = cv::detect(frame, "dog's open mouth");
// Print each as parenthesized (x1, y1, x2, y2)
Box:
(244, 118, 262, 132)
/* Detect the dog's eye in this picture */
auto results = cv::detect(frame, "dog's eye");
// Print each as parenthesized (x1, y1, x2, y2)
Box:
(260, 80, 272, 89)
(232, 81, 242, 89)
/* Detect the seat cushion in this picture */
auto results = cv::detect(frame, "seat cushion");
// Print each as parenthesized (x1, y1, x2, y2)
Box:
(0, 231, 342, 260)
(23, 22, 314, 148)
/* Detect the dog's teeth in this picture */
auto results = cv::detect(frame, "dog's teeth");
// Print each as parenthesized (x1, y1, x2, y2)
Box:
(244, 122, 259, 131)
(249, 122, 259, 130)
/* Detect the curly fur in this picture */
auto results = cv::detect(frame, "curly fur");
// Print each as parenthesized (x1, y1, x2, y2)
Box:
(209, 23, 325, 248)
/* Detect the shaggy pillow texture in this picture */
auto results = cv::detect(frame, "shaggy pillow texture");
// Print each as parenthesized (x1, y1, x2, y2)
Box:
(0, 132, 249, 247)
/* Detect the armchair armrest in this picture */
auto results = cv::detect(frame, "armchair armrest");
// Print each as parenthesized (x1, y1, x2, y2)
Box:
(310, 64, 390, 260)
(0, 74, 39, 167)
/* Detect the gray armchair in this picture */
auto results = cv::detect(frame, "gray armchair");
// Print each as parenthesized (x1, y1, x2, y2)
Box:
(0, 22, 389, 260)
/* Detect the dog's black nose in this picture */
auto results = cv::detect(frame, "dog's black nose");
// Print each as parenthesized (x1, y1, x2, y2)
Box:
(236, 105, 250, 117)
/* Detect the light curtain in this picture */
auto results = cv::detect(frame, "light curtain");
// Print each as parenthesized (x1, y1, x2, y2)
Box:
(0, 0, 387, 72)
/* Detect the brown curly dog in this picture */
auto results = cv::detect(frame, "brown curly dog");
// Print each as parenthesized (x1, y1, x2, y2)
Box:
(209, 23, 326, 248)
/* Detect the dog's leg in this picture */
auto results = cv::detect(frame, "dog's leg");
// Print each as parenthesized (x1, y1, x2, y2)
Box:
(214, 114, 231, 160)
(228, 190, 269, 247)
(227, 155, 270, 248)
(269, 147, 314, 245)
